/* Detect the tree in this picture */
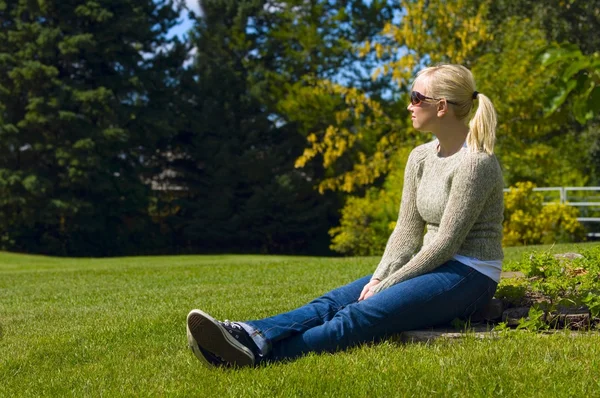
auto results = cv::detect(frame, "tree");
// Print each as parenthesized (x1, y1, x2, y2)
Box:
(0, 0, 188, 255)
(540, 44, 600, 124)
(155, 0, 342, 254)
(538, 43, 600, 184)
(291, 0, 596, 252)
(296, 0, 595, 191)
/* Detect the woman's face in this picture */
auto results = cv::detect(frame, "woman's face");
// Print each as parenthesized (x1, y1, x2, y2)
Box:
(407, 80, 439, 132)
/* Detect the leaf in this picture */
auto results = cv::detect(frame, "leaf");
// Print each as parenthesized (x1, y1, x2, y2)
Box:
(561, 59, 590, 83)
(544, 80, 577, 115)
(539, 44, 581, 67)
(573, 95, 594, 124)
(588, 86, 600, 114)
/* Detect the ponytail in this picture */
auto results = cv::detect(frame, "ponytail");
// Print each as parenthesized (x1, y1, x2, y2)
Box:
(467, 93, 497, 155)
(415, 64, 498, 155)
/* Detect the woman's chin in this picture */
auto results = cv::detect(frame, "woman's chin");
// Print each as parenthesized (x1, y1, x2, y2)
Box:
(412, 123, 425, 132)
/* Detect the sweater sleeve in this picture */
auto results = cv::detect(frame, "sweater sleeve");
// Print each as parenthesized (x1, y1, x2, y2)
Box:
(371, 153, 498, 293)
(371, 148, 426, 281)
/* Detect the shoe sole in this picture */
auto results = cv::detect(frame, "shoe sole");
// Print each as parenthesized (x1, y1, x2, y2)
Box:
(186, 309, 255, 367)
(186, 323, 218, 368)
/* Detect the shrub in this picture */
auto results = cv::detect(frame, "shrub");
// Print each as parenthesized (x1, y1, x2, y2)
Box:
(503, 181, 586, 246)
(328, 189, 398, 255)
(496, 246, 600, 311)
(329, 148, 410, 255)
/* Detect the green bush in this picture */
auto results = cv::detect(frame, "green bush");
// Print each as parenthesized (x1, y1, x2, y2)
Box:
(503, 181, 586, 246)
(331, 169, 588, 254)
(328, 190, 397, 255)
(496, 246, 600, 312)
(329, 148, 410, 255)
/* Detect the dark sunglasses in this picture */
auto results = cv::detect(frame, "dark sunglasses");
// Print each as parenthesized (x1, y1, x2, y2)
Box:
(410, 91, 458, 106)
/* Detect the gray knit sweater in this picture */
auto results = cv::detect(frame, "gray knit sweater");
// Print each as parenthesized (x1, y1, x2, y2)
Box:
(371, 140, 504, 293)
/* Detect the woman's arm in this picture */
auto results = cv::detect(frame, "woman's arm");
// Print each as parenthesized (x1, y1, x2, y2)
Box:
(371, 148, 426, 281)
(372, 153, 501, 293)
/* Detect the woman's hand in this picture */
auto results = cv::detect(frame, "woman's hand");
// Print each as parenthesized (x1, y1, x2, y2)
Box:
(358, 279, 380, 301)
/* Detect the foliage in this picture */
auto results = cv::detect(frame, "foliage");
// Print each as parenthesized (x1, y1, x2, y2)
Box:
(134, 0, 374, 255)
(540, 44, 600, 124)
(0, 0, 597, 256)
(328, 147, 411, 255)
(582, 292, 600, 319)
(471, 20, 591, 187)
(328, 191, 395, 256)
(515, 306, 549, 332)
(489, 0, 600, 56)
(496, 246, 600, 316)
(0, 0, 187, 255)
(294, 0, 595, 194)
(308, 2, 594, 253)
(292, 80, 412, 194)
(503, 182, 586, 246)
(494, 278, 529, 307)
(294, 0, 496, 193)
(272, 0, 405, 195)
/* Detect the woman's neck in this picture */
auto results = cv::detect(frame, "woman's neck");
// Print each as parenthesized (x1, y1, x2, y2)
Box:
(434, 122, 469, 157)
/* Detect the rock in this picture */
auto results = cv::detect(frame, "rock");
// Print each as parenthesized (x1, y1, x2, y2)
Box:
(547, 307, 590, 330)
(500, 271, 526, 279)
(562, 313, 590, 329)
(523, 291, 548, 306)
(400, 326, 494, 343)
(471, 298, 504, 322)
(502, 307, 532, 326)
(554, 252, 584, 261)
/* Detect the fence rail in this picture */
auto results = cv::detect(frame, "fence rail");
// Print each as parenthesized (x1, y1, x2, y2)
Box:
(503, 186, 600, 238)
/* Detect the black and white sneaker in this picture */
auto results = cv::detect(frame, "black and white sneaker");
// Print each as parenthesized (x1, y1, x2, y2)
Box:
(186, 324, 228, 368)
(186, 309, 259, 368)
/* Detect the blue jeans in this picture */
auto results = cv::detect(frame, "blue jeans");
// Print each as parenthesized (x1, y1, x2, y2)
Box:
(244, 260, 497, 362)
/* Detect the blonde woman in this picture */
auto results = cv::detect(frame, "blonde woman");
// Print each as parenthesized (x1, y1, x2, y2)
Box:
(186, 64, 504, 367)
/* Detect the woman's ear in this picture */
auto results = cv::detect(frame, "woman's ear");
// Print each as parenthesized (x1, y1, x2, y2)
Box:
(436, 100, 448, 117)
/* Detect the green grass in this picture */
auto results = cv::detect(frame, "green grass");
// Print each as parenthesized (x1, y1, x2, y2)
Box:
(1, 242, 599, 397)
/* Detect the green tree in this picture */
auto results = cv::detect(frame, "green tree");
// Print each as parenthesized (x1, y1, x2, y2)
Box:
(157, 0, 344, 254)
(270, 0, 405, 194)
(540, 44, 600, 125)
(0, 0, 188, 255)
(294, 0, 596, 253)
(153, 0, 403, 254)
(538, 44, 600, 183)
(486, 0, 600, 185)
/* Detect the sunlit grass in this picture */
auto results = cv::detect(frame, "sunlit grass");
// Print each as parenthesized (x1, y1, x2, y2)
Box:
(1, 242, 599, 397)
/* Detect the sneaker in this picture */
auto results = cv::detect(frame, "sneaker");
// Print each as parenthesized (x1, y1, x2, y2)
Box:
(186, 323, 228, 368)
(186, 309, 259, 367)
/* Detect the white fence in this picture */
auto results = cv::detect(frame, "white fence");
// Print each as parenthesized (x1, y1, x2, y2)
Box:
(504, 186, 600, 238)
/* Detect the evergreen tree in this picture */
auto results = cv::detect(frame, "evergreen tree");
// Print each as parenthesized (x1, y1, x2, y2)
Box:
(0, 0, 188, 255)
(161, 0, 365, 254)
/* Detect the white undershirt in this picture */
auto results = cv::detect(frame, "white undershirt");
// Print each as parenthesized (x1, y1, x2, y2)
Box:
(453, 254, 502, 283)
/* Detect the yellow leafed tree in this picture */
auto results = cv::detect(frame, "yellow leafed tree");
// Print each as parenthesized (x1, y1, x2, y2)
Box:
(289, 0, 593, 253)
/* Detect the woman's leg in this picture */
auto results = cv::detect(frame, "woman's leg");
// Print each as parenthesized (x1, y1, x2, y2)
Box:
(242, 275, 371, 355)
(267, 260, 497, 362)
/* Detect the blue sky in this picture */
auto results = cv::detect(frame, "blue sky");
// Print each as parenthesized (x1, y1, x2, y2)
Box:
(167, 0, 380, 40)
(168, 0, 200, 39)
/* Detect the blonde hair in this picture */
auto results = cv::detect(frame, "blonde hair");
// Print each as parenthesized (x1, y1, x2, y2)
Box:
(414, 64, 497, 155)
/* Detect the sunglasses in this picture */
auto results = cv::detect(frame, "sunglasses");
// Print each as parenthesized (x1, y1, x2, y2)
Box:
(410, 91, 458, 106)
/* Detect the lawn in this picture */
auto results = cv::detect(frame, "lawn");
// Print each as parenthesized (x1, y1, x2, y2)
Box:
(1, 242, 599, 397)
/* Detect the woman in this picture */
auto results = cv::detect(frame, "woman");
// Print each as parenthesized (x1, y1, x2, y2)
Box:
(186, 64, 504, 368)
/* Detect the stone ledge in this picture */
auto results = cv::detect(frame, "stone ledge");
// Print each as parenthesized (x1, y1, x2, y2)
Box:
(399, 326, 496, 343)
(399, 327, 596, 343)
(500, 271, 526, 279)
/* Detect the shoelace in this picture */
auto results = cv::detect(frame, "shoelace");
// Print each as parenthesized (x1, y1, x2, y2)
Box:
(222, 320, 243, 330)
